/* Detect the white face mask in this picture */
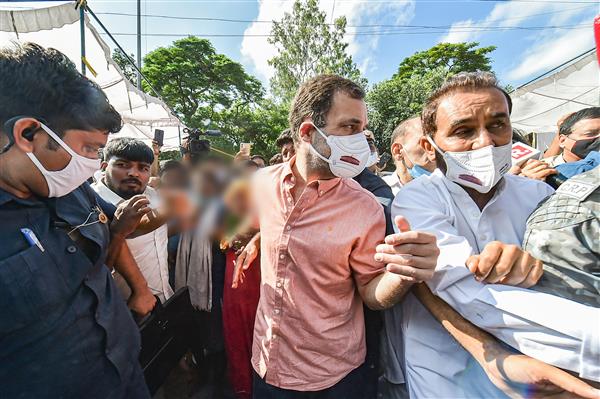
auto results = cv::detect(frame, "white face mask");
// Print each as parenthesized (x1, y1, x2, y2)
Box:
(309, 124, 371, 178)
(25, 123, 101, 197)
(427, 136, 511, 193)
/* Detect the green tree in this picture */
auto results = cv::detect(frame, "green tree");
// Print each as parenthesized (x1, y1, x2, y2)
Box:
(112, 48, 137, 86)
(367, 67, 447, 151)
(141, 37, 264, 127)
(268, 0, 366, 100)
(210, 99, 290, 157)
(395, 42, 496, 81)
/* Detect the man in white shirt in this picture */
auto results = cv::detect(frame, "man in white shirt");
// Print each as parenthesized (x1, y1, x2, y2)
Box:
(93, 137, 173, 303)
(383, 117, 435, 195)
(390, 72, 600, 398)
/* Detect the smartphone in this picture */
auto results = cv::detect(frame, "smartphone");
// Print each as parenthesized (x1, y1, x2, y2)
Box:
(153, 129, 165, 147)
(377, 152, 391, 169)
(240, 143, 252, 156)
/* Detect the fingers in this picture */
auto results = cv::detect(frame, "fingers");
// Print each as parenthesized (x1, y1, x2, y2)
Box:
(466, 255, 480, 274)
(232, 252, 247, 288)
(484, 244, 521, 284)
(472, 241, 503, 281)
(537, 364, 600, 399)
(386, 264, 435, 282)
(131, 197, 151, 211)
(497, 251, 532, 286)
(376, 242, 435, 258)
(394, 215, 411, 233)
(517, 259, 543, 288)
(384, 230, 436, 246)
(376, 253, 437, 270)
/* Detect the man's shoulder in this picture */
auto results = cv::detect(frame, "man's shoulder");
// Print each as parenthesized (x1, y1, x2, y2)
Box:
(554, 167, 600, 204)
(340, 177, 386, 213)
(503, 173, 555, 199)
(354, 170, 394, 201)
(394, 171, 443, 204)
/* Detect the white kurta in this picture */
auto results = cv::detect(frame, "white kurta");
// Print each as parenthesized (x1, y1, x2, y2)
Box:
(92, 179, 173, 303)
(391, 169, 600, 398)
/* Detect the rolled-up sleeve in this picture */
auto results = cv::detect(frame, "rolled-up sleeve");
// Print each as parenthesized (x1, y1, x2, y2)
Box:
(350, 203, 387, 287)
(393, 181, 600, 382)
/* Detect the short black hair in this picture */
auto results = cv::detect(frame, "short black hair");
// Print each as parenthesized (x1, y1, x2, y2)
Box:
(103, 137, 154, 164)
(559, 107, 600, 136)
(251, 154, 266, 164)
(275, 129, 294, 148)
(0, 43, 122, 141)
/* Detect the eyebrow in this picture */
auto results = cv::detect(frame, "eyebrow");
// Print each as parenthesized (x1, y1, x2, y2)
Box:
(449, 118, 474, 128)
(338, 118, 363, 126)
(490, 112, 509, 119)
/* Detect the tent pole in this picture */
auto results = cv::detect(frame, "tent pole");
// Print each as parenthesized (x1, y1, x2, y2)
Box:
(136, 0, 142, 90)
(80, 4, 86, 75)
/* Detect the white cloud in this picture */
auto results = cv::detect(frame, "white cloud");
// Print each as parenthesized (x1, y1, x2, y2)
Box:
(240, 0, 415, 85)
(507, 22, 594, 81)
(440, 0, 589, 44)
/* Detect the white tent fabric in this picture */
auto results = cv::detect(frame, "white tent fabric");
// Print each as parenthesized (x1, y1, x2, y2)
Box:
(510, 51, 600, 151)
(0, 2, 184, 149)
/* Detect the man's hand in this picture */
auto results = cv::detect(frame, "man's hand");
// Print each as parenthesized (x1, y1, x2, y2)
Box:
(483, 348, 600, 399)
(467, 241, 543, 287)
(111, 195, 151, 238)
(127, 286, 157, 317)
(375, 215, 439, 282)
(152, 140, 162, 157)
(517, 159, 557, 181)
(232, 232, 260, 288)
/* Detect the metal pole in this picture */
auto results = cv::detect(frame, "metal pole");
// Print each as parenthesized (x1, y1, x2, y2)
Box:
(136, 0, 142, 89)
(80, 5, 86, 75)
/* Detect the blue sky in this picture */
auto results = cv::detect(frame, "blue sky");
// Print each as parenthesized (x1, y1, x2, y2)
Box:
(7, 0, 600, 90)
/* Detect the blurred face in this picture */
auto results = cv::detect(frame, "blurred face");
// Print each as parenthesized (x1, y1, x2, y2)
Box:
(421, 88, 512, 170)
(160, 168, 188, 190)
(0, 117, 107, 198)
(192, 160, 228, 199)
(104, 156, 151, 199)
(298, 91, 368, 177)
(559, 117, 600, 162)
(281, 142, 295, 162)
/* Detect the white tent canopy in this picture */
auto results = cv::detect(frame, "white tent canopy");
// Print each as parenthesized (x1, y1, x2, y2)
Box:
(0, 1, 184, 149)
(510, 51, 600, 151)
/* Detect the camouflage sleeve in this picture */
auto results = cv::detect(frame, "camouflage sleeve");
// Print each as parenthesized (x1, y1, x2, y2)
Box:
(524, 196, 600, 308)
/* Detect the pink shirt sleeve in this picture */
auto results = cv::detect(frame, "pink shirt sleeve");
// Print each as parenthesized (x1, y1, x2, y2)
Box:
(350, 203, 387, 287)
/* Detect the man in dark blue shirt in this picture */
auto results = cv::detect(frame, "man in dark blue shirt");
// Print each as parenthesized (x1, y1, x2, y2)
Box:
(0, 43, 149, 398)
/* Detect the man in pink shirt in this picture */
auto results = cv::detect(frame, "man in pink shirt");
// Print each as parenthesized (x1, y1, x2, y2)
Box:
(238, 75, 440, 398)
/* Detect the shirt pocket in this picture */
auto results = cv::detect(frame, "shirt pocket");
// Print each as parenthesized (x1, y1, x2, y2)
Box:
(0, 245, 68, 334)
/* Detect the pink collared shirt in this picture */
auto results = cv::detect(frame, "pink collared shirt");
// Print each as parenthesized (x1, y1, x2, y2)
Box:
(251, 157, 386, 391)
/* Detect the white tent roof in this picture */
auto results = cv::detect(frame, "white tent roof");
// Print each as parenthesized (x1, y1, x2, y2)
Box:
(0, 1, 184, 149)
(510, 51, 599, 149)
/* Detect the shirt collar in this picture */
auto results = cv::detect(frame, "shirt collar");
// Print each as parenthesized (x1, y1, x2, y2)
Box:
(283, 155, 341, 195)
(0, 186, 43, 206)
(94, 177, 126, 205)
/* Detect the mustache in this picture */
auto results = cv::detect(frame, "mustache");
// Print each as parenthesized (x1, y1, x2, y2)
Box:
(122, 178, 142, 185)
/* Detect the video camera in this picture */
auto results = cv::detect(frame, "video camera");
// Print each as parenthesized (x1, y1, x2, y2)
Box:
(180, 127, 221, 162)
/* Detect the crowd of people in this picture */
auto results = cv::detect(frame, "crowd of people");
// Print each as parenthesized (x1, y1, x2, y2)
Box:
(0, 42, 599, 399)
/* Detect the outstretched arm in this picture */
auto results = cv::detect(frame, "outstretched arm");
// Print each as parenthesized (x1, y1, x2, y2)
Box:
(412, 283, 600, 399)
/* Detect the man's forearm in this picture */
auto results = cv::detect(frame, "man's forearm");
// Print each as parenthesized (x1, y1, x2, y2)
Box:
(112, 241, 150, 293)
(362, 271, 413, 310)
(412, 283, 502, 365)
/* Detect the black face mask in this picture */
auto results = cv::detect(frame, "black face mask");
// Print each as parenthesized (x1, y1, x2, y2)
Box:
(571, 137, 600, 159)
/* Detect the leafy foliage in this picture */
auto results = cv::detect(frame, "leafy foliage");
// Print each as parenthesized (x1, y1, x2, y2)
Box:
(141, 37, 264, 127)
(112, 48, 138, 86)
(367, 67, 448, 150)
(268, 0, 366, 101)
(395, 42, 496, 81)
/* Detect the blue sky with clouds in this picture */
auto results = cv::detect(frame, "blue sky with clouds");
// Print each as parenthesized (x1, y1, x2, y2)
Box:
(10, 0, 599, 90)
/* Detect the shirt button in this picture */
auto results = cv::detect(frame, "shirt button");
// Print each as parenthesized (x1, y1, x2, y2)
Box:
(66, 245, 77, 254)
(319, 190, 324, 196)
(285, 225, 291, 231)
(274, 309, 280, 314)
(279, 253, 285, 259)
(276, 282, 282, 288)
(272, 334, 277, 339)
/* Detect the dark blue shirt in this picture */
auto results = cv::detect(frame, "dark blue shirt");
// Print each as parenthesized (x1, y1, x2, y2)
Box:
(0, 183, 143, 398)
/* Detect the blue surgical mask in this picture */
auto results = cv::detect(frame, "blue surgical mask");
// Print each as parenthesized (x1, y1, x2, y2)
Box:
(408, 164, 431, 179)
